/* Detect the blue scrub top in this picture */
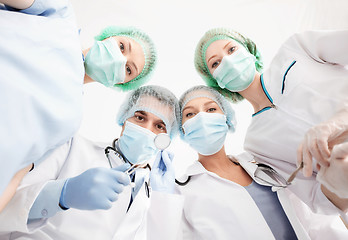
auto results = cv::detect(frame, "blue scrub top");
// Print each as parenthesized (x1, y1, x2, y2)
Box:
(0, 0, 84, 194)
(245, 181, 298, 239)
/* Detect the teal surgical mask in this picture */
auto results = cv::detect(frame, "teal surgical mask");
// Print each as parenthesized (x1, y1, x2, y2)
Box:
(213, 46, 256, 92)
(84, 38, 126, 87)
(118, 121, 158, 164)
(182, 112, 228, 156)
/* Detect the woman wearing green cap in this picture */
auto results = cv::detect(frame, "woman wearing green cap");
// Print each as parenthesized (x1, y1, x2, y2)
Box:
(194, 28, 348, 217)
(83, 25, 157, 91)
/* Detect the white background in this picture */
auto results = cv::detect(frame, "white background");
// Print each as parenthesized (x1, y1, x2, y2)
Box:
(71, 0, 348, 176)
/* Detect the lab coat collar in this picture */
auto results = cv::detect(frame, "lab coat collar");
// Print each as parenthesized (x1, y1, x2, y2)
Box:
(185, 161, 207, 176)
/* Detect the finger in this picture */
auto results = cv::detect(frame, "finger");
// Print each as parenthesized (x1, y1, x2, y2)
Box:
(316, 163, 321, 171)
(316, 138, 330, 167)
(112, 163, 131, 172)
(111, 183, 124, 194)
(167, 150, 175, 160)
(297, 143, 304, 167)
(161, 151, 173, 170)
(331, 143, 348, 160)
(310, 140, 329, 167)
(106, 189, 120, 202)
(302, 145, 313, 177)
(152, 151, 162, 170)
(112, 171, 131, 186)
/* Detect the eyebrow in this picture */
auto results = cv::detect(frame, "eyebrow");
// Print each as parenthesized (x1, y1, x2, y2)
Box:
(128, 40, 132, 52)
(207, 54, 217, 65)
(136, 111, 147, 116)
(204, 100, 217, 106)
(223, 42, 230, 50)
(182, 105, 194, 113)
(131, 61, 139, 75)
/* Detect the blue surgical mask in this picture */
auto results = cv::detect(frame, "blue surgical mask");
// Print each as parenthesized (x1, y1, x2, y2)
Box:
(213, 46, 256, 92)
(182, 112, 228, 156)
(84, 38, 127, 87)
(118, 121, 158, 164)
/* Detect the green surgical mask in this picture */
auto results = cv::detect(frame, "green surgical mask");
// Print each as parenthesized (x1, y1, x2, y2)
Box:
(213, 46, 256, 92)
(84, 38, 126, 87)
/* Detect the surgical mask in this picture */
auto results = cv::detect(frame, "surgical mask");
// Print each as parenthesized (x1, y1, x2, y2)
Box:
(182, 112, 228, 156)
(213, 46, 256, 92)
(118, 121, 158, 164)
(84, 38, 127, 87)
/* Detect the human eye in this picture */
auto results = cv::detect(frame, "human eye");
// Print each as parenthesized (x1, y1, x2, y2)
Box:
(119, 42, 125, 52)
(207, 108, 216, 112)
(228, 46, 236, 55)
(228, 46, 236, 54)
(211, 60, 220, 69)
(156, 123, 167, 132)
(185, 112, 195, 118)
(126, 65, 132, 75)
(134, 112, 144, 121)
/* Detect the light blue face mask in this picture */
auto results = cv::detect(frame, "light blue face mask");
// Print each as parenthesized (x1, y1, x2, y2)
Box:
(182, 112, 228, 156)
(118, 121, 158, 164)
(84, 38, 126, 87)
(212, 46, 256, 92)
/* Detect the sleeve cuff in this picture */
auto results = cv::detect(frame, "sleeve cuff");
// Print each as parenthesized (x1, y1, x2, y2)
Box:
(28, 179, 66, 220)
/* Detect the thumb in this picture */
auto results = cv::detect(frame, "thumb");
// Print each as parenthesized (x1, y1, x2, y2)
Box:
(112, 162, 131, 172)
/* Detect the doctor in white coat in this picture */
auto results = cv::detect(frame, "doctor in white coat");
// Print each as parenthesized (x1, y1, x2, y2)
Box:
(194, 29, 348, 212)
(0, 85, 184, 240)
(175, 86, 348, 240)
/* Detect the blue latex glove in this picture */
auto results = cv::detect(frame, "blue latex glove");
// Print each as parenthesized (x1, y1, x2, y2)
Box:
(59, 163, 131, 210)
(150, 150, 175, 194)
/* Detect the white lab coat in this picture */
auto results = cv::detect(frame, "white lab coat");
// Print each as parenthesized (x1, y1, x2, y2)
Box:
(0, 0, 84, 194)
(176, 153, 348, 240)
(0, 135, 183, 240)
(244, 30, 348, 215)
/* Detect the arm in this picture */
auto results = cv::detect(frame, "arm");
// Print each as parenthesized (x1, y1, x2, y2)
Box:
(0, 141, 71, 233)
(0, 163, 32, 213)
(0, 0, 34, 9)
(286, 30, 348, 66)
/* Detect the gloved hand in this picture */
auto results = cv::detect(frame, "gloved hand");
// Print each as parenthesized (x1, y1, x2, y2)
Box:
(317, 142, 348, 199)
(59, 163, 131, 210)
(150, 150, 175, 194)
(297, 109, 348, 177)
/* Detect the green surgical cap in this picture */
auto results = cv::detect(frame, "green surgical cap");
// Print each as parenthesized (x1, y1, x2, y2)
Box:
(95, 26, 157, 91)
(194, 28, 263, 102)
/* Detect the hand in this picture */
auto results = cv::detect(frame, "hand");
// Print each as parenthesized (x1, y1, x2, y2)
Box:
(317, 142, 348, 199)
(60, 163, 131, 210)
(150, 150, 175, 194)
(297, 110, 348, 177)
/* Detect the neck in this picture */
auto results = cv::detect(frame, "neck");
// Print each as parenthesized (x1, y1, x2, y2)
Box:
(198, 146, 232, 171)
(198, 146, 252, 186)
(82, 48, 95, 84)
(238, 72, 272, 113)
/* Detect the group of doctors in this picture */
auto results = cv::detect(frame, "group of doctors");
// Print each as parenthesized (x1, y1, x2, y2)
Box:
(1, 0, 348, 239)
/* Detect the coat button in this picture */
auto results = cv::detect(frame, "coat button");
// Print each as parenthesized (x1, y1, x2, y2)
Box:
(41, 209, 48, 217)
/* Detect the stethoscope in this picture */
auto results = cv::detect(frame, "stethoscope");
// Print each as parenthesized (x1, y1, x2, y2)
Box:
(104, 133, 172, 197)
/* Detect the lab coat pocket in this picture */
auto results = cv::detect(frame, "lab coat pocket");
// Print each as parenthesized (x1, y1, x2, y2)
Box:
(280, 60, 298, 95)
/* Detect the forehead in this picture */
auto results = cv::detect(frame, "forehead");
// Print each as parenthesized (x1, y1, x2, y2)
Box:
(185, 97, 218, 108)
(205, 39, 239, 59)
(136, 95, 173, 123)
